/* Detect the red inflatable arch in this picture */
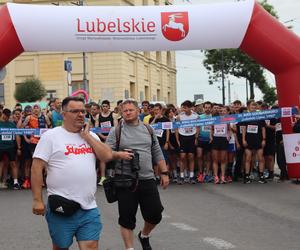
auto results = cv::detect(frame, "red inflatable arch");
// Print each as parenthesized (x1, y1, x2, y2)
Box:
(0, 0, 300, 177)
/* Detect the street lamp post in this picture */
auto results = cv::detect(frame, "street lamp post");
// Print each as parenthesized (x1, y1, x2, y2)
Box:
(78, 0, 88, 92)
(221, 50, 225, 105)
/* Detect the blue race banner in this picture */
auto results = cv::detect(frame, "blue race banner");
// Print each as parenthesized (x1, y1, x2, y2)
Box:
(0, 107, 297, 135)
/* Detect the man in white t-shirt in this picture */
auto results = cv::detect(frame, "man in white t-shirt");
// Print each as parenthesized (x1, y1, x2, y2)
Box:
(31, 96, 113, 250)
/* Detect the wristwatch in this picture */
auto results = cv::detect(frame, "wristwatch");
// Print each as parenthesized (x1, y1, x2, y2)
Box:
(161, 171, 169, 176)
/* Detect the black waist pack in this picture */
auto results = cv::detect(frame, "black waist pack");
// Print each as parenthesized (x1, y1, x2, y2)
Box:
(103, 175, 136, 204)
(48, 195, 81, 216)
(103, 177, 117, 203)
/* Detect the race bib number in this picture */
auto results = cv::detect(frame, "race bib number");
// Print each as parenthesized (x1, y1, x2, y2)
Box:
(100, 121, 111, 128)
(276, 123, 282, 132)
(247, 125, 258, 134)
(184, 127, 194, 134)
(2, 134, 12, 141)
(214, 125, 226, 137)
(154, 129, 164, 138)
(202, 125, 211, 132)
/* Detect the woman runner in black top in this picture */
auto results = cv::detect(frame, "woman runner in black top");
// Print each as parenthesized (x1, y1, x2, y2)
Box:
(242, 100, 266, 184)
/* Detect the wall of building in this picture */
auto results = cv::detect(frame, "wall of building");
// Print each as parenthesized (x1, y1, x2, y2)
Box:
(0, 0, 176, 108)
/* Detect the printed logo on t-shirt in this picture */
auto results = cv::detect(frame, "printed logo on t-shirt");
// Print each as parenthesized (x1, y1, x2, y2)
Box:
(247, 125, 258, 134)
(64, 143, 93, 156)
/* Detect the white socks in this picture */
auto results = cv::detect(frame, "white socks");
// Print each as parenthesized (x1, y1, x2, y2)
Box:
(140, 232, 150, 238)
(126, 248, 134, 250)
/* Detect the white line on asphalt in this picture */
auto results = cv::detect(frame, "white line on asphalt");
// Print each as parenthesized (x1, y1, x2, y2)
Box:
(203, 237, 236, 249)
(170, 222, 199, 232)
(162, 213, 171, 219)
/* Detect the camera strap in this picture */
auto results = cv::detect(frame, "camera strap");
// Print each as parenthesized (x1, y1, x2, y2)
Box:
(115, 121, 154, 192)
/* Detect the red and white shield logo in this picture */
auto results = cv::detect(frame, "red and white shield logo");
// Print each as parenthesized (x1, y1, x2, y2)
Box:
(161, 12, 189, 41)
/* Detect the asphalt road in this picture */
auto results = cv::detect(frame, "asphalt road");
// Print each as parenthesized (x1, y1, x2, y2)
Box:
(0, 180, 300, 250)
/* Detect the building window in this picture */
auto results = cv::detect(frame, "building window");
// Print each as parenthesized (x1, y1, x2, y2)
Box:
(140, 91, 144, 102)
(71, 80, 88, 93)
(0, 83, 4, 104)
(157, 89, 161, 100)
(130, 82, 136, 99)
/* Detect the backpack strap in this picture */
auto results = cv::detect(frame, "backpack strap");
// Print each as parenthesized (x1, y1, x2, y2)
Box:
(115, 121, 123, 152)
(143, 123, 155, 148)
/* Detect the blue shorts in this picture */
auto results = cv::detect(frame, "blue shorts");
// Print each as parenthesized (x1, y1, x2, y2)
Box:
(228, 143, 236, 152)
(45, 205, 102, 248)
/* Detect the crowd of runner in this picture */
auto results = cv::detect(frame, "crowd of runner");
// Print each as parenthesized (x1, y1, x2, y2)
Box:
(0, 97, 291, 190)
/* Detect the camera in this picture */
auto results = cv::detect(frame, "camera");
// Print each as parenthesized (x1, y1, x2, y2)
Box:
(124, 149, 140, 172)
(130, 150, 140, 172)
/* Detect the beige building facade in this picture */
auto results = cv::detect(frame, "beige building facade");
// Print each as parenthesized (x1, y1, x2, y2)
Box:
(0, 0, 177, 109)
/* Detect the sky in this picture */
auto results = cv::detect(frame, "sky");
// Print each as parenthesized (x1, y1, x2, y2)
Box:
(174, 0, 300, 105)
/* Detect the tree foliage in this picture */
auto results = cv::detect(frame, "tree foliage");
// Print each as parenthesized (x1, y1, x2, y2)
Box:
(203, 0, 278, 105)
(14, 78, 46, 102)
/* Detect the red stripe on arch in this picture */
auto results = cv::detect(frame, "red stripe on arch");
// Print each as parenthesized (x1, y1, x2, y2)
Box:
(0, 5, 24, 69)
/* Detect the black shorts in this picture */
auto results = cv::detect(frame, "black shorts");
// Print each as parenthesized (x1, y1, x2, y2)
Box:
(246, 142, 262, 150)
(29, 143, 37, 156)
(197, 139, 211, 151)
(263, 143, 275, 156)
(116, 179, 164, 230)
(179, 135, 196, 154)
(211, 137, 228, 151)
(0, 147, 16, 161)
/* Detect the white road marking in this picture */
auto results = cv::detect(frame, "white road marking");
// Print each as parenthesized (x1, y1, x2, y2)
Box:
(162, 213, 171, 219)
(170, 222, 199, 232)
(203, 237, 236, 249)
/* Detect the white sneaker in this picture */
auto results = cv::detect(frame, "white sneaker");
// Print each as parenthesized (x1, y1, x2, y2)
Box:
(0, 182, 7, 189)
(98, 176, 106, 186)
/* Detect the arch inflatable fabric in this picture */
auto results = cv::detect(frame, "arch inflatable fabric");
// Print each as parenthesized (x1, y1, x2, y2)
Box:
(71, 89, 89, 103)
(1, 0, 300, 177)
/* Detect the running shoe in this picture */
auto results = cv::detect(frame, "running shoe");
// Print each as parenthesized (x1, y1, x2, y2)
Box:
(190, 177, 196, 184)
(13, 183, 21, 190)
(178, 177, 184, 185)
(244, 176, 251, 184)
(220, 176, 227, 184)
(98, 176, 106, 186)
(197, 173, 204, 183)
(258, 176, 267, 184)
(0, 182, 7, 189)
(22, 179, 31, 189)
(172, 177, 178, 183)
(138, 231, 152, 250)
(214, 176, 220, 184)
(204, 175, 210, 183)
(226, 176, 233, 183)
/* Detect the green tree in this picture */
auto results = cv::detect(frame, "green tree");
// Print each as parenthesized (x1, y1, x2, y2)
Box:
(14, 78, 46, 102)
(203, 0, 278, 105)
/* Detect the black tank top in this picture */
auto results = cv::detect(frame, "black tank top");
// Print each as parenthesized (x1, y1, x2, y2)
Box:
(98, 112, 114, 135)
